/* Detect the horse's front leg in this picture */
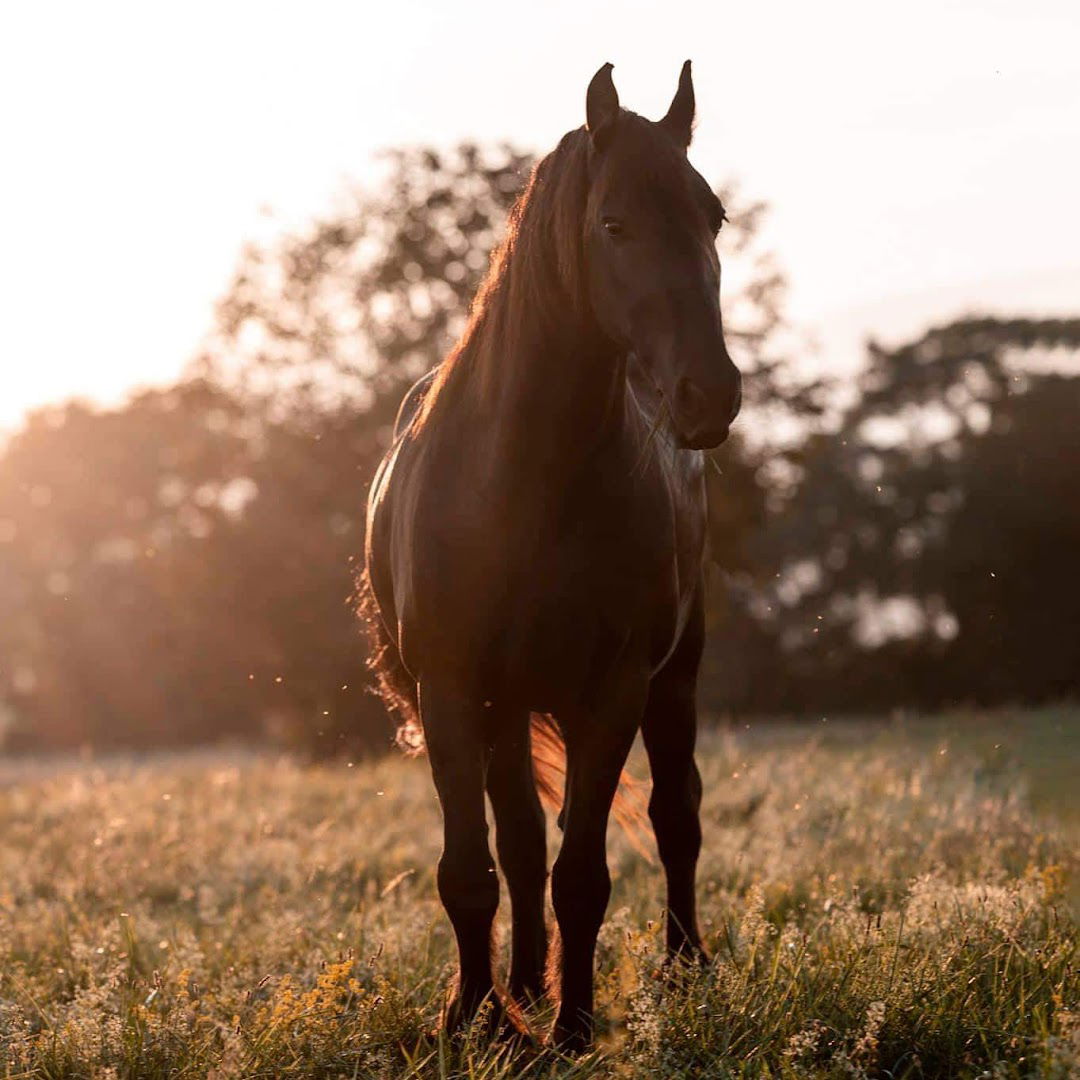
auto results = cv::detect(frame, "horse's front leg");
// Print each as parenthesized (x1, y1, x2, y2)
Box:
(420, 685, 504, 1034)
(641, 592, 709, 963)
(550, 673, 648, 1051)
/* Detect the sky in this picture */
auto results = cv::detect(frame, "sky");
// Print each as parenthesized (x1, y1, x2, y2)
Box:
(2, 0, 1078, 429)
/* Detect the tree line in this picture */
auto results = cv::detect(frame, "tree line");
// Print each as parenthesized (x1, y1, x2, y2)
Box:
(1, 143, 1077, 754)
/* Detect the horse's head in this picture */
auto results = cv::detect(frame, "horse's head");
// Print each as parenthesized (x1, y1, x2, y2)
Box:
(582, 62, 741, 449)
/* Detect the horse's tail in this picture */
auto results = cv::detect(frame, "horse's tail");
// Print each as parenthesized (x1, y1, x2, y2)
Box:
(354, 566, 424, 753)
(529, 713, 652, 858)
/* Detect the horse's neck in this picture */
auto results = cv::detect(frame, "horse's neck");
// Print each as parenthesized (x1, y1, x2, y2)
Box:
(480, 318, 626, 488)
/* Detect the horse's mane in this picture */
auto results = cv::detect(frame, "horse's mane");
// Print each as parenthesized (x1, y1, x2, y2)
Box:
(415, 127, 594, 428)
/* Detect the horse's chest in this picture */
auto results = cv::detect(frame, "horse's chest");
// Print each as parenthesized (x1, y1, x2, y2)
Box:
(420, 497, 675, 698)
(469, 533, 660, 706)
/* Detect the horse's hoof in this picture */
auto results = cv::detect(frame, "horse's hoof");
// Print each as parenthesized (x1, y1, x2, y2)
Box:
(550, 1019, 593, 1055)
(667, 940, 711, 968)
(494, 1019, 537, 1055)
(441, 992, 532, 1045)
(660, 943, 711, 988)
(441, 993, 497, 1037)
(439, 994, 466, 1037)
(507, 982, 547, 1012)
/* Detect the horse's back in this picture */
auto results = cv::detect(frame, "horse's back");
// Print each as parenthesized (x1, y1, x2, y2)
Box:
(365, 372, 437, 661)
(367, 367, 438, 621)
(393, 368, 438, 441)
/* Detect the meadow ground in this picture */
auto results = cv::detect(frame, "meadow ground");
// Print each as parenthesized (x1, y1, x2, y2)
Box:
(0, 708, 1077, 1078)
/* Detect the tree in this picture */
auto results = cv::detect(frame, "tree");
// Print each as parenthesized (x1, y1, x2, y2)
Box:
(739, 317, 1080, 711)
(0, 383, 256, 748)
(204, 144, 536, 428)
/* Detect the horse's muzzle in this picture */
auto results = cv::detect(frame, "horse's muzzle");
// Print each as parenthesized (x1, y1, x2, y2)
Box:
(675, 422, 730, 450)
(671, 374, 740, 449)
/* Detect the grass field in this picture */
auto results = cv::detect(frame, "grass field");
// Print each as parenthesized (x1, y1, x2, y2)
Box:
(1, 708, 1077, 1078)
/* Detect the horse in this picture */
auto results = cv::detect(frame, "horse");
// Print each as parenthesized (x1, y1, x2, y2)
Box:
(359, 60, 741, 1050)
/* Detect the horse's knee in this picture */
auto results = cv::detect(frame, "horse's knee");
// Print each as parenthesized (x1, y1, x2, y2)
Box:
(437, 849, 499, 923)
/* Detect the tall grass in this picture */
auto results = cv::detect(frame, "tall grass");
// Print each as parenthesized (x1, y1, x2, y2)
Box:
(1, 713, 1077, 1077)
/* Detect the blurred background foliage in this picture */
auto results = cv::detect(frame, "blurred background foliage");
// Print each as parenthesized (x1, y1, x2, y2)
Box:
(1, 143, 1077, 755)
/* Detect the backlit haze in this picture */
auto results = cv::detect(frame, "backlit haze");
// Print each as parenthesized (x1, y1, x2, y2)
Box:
(2, 0, 1078, 429)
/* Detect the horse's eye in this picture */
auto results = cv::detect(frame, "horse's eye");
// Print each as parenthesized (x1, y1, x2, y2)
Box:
(602, 217, 624, 238)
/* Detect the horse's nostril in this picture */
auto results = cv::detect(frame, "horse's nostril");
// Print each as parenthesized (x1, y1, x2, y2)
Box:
(673, 378, 708, 426)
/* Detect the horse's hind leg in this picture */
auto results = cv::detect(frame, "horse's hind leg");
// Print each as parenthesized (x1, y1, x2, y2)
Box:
(641, 592, 708, 961)
(486, 711, 548, 1005)
(420, 685, 503, 1032)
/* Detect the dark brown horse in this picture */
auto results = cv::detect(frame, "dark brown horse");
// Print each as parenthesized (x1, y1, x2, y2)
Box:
(360, 61, 740, 1050)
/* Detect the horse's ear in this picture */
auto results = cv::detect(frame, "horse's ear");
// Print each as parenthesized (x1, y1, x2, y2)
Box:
(586, 62, 619, 148)
(661, 60, 695, 149)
